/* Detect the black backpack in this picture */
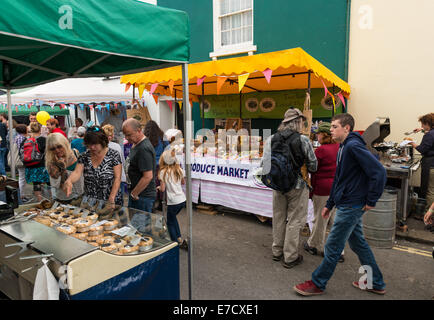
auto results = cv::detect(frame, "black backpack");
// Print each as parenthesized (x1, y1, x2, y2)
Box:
(261, 129, 304, 193)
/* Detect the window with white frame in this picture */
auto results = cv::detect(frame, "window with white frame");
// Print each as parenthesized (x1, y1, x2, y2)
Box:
(211, 0, 256, 60)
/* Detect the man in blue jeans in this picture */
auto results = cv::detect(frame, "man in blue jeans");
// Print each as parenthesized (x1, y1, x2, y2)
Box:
(123, 119, 156, 213)
(294, 113, 387, 296)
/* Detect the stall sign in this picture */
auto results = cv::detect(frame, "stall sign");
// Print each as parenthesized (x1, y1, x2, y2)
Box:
(178, 156, 269, 190)
(203, 88, 342, 119)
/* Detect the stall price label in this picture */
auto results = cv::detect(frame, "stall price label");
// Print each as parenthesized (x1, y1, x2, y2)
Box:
(90, 220, 108, 228)
(156, 216, 163, 229)
(130, 235, 141, 246)
(81, 209, 90, 218)
(112, 226, 132, 237)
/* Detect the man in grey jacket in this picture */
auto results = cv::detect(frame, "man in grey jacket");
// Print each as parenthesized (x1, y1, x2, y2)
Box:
(266, 108, 317, 269)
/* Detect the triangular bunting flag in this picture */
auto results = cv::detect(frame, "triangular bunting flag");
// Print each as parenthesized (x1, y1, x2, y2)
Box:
(262, 68, 273, 84)
(216, 76, 227, 95)
(125, 83, 131, 92)
(153, 94, 159, 105)
(179, 101, 183, 111)
(337, 92, 346, 108)
(196, 76, 206, 87)
(138, 85, 146, 98)
(150, 83, 159, 95)
(168, 79, 174, 95)
(238, 73, 249, 92)
(321, 79, 329, 99)
(167, 100, 173, 112)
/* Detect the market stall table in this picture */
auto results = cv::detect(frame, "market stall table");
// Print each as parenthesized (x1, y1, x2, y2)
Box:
(0, 203, 179, 300)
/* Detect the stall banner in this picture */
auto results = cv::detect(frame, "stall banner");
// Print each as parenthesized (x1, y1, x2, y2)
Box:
(178, 156, 269, 190)
(203, 88, 342, 119)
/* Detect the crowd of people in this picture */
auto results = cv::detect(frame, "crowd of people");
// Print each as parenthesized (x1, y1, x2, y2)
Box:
(1, 112, 189, 250)
(263, 110, 434, 297)
(1, 108, 432, 297)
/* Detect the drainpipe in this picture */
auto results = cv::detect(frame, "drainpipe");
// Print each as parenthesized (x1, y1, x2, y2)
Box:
(344, 0, 352, 113)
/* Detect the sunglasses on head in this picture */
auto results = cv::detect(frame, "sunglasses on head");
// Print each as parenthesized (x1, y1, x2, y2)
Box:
(49, 145, 63, 152)
(86, 126, 101, 133)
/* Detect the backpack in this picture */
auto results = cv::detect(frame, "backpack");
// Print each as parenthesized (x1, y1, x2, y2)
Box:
(19, 137, 44, 167)
(261, 129, 304, 193)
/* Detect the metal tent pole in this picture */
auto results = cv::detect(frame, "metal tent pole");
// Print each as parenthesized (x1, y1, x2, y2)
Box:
(182, 63, 193, 300)
(7, 89, 15, 179)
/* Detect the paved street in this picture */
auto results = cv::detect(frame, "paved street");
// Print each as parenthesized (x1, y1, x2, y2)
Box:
(177, 208, 434, 300)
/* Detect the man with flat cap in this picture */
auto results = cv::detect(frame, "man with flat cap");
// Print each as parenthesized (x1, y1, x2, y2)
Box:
(264, 107, 317, 269)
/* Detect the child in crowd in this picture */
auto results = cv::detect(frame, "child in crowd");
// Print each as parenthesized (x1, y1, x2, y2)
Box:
(157, 148, 188, 250)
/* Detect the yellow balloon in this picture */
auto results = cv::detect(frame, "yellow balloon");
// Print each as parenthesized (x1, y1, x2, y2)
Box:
(36, 111, 50, 126)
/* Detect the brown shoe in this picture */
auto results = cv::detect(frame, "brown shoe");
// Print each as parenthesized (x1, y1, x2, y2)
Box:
(352, 281, 386, 295)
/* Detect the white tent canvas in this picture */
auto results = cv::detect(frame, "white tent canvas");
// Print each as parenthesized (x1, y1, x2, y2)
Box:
(0, 77, 134, 104)
(0, 77, 172, 128)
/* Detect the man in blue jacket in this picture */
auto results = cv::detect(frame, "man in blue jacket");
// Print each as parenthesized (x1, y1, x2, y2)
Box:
(294, 113, 387, 296)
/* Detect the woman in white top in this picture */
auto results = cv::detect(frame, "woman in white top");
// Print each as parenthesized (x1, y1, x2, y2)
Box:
(157, 148, 188, 250)
(102, 124, 126, 184)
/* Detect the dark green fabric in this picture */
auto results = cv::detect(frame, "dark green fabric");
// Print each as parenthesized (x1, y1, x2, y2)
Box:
(0, 0, 190, 89)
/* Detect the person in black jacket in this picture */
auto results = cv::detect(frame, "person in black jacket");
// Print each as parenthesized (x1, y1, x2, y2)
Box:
(294, 113, 387, 296)
(410, 113, 434, 208)
(0, 113, 8, 175)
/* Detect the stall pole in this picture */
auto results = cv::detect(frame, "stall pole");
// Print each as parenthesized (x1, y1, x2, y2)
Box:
(7, 88, 15, 179)
(307, 70, 311, 94)
(201, 83, 205, 129)
(182, 63, 193, 300)
(332, 84, 335, 117)
(174, 89, 177, 128)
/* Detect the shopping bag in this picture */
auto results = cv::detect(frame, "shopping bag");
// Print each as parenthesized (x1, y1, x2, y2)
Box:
(302, 92, 312, 136)
(33, 259, 59, 300)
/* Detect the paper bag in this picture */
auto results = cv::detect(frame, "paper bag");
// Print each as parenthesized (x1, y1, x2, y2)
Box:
(33, 260, 59, 300)
(302, 92, 312, 136)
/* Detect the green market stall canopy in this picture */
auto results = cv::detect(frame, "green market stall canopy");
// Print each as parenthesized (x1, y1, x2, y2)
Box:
(0, 0, 190, 90)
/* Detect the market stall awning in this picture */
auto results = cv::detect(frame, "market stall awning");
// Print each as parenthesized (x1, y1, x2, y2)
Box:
(120, 47, 350, 101)
(0, 0, 189, 89)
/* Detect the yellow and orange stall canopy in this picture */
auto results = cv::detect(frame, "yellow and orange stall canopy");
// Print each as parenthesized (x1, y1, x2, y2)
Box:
(120, 47, 350, 102)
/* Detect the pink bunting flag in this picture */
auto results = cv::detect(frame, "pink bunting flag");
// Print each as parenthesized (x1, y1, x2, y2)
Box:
(262, 68, 273, 84)
(167, 100, 173, 112)
(321, 79, 329, 99)
(196, 76, 206, 87)
(150, 83, 159, 95)
(337, 92, 346, 108)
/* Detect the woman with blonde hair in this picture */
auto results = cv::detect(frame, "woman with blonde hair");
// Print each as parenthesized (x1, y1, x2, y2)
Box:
(157, 148, 188, 250)
(45, 133, 83, 203)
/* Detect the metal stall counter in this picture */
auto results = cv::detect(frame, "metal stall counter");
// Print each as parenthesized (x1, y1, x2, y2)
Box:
(0, 200, 179, 300)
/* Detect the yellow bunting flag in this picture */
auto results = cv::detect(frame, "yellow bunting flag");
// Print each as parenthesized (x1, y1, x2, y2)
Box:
(216, 76, 227, 95)
(238, 73, 249, 92)
(138, 85, 146, 98)
(179, 101, 183, 110)
(168, 79, 174, 95)
(125, 83, 131, 92)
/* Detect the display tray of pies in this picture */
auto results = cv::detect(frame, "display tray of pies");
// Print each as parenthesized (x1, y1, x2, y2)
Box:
(72, 232, 88, 241)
